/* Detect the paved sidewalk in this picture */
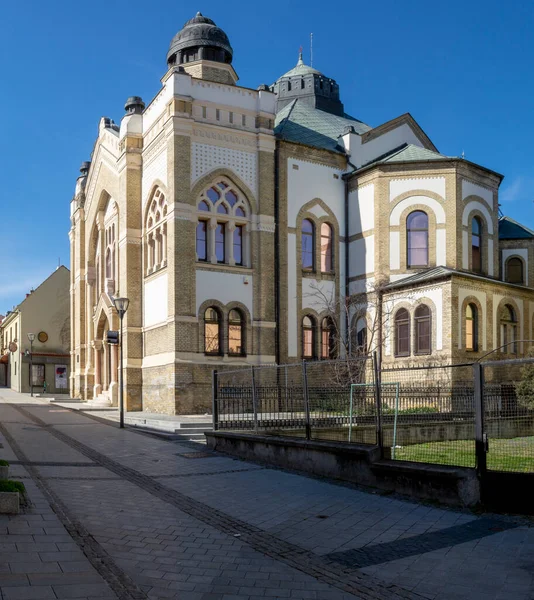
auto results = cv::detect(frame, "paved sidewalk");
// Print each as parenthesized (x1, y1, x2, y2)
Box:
(49, 398, 212, 437)
(0, 389, 533, 600)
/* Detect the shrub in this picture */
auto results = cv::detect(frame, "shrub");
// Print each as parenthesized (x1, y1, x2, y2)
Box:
(0, 460, 9, 467)
(0, 480, 25, 494)
(382, 406, 438, 415)
(516, 359, 534, 410)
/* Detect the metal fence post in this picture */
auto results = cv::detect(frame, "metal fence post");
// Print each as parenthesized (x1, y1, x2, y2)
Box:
(373, 351, 384, 455)
(473, 362, 487, 477)
(302, 361, 311, 440)
(212, 369, 219, 432)
(251, 367, 259, 433)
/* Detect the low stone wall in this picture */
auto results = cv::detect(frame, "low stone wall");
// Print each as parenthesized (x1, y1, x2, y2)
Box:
(205, 432, 480, 507)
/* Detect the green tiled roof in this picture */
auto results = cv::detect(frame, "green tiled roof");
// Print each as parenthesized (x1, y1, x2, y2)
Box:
(274, 100, 371, 152)
(499, 216, 534, 240)
(385, 264, 531, 291)
(385, 267, 454, 290)
(382, 144, 447, 163)
(358, 144, 449, 171)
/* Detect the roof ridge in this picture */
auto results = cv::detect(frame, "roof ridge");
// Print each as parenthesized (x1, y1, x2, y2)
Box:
(275, 99, 298, 136)
(500, 215, 534, 235)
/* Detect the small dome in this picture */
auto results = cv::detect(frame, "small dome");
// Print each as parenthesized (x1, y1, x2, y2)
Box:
(167, 12, 233, 67)
(279, 51, 322, 79)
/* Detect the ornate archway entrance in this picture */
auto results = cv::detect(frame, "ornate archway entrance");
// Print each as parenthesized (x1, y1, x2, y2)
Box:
(93, 309, 119, 405)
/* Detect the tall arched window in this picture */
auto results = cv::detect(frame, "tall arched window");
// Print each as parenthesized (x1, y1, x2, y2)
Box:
(414, 305, 432, 355)
(506, 257, 524, 284)
(196, 221, 207, 261)
(196, 181, 249, 266)
(302, 315, 315, 359)
(204, 308, 221, 355)
(105, 248, 112, 279)
(103, 203, 118, 292)
(302, 219, 315, 270)
(215, 223, 226, 263)
(407, 211, 429, 267)
(472, 217, 482, 273)
(500, 304, 517, 354)
(146, 189, 168, 274)
(395, 308, 410, 357)
(321, 223, 333, 273)
(321, 318, 335, 359)
(228, 309, 245, 356)
(466, 304, 478, 352)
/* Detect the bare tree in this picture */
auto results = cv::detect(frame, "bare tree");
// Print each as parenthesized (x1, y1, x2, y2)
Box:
(303, 277, 400, 387)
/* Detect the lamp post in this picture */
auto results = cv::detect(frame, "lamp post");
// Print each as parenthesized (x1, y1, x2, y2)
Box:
(27, 333, 35, 397)
(112, 297, 129, 428)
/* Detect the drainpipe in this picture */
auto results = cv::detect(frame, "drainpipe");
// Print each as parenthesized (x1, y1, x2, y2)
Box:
(342, 157, 357, 355)
(343, 174, 350, 353)
(274, 142, 281, 365)
(377, 287, 383, 371)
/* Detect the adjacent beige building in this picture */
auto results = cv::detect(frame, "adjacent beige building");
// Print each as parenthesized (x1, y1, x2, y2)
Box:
(0, 267, 70, 394)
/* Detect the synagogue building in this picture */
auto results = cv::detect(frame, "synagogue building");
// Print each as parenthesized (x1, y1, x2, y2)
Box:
(69, 12, 534, 413)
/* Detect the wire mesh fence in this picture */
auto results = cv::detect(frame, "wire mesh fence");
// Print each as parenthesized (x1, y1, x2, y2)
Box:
(215, 357, 377, 444)
(380, 364, 476, 468)
(482, 358, 534, 473)
(212, 355, 534, 474)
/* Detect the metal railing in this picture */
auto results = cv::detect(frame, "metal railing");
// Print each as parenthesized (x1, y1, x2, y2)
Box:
(212, 354, 534, 474)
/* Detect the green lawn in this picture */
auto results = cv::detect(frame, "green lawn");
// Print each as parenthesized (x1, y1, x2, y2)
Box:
(395, 436, 534, 472)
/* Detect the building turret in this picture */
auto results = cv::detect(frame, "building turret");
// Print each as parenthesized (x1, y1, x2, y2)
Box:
(272, 51, 344, 116)
(166, 12, 238, 85)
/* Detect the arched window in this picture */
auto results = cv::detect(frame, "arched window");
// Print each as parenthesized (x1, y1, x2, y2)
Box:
(233, 225, 243, 266)
(196, 181, 249, 266)
(196, 221, 207, 261)
(466, 304, 478, 352)
(395, 308, 410, 357)
(506, 257, 524, 284)
(302, 219, 314, 270)
(204, 308, 221, 355)
(103, 202, 118, 291)
(500, 304, 517, 354)
(302, 315, 315, 359)
(228, 309, 245, 356)
(407, 211, 428, 267)
(215, 223, 226, 263)
(414, 305, 432, 355)
(321, 223, 333, 273)
(472, 217, 482, 273)
(105, 249, 112, 279)
(355, 317, 367, 355)
(145, 189, 168, 274)
(321, 318, 335, 359)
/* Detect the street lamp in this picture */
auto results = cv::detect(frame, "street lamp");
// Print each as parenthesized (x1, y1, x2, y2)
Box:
(112, 297, 130, 428)
(27, 333, 36, 397)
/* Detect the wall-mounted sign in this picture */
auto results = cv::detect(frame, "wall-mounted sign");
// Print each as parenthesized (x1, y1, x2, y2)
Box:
(8, 342, 17, 353)
(38, 331, 48, 343)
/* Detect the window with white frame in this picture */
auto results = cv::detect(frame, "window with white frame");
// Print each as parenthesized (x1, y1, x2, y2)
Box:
(145, 189, 168, 275)
(195, 181, 250, 266)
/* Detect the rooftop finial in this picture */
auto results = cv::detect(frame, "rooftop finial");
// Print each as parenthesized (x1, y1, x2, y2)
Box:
(297, 46, 303, 65)
(196, 11, 202, 16)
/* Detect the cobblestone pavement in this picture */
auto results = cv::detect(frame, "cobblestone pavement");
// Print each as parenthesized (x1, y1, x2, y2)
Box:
(0, 391, 533, 600)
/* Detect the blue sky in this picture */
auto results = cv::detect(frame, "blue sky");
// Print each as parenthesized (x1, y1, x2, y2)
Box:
(0, 0, 533, 312)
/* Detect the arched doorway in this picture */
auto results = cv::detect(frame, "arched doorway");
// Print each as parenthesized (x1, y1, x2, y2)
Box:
(94, 309, 119, 405)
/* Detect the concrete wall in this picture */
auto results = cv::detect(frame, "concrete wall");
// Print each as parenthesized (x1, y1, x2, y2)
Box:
(206, 432, 480, 507)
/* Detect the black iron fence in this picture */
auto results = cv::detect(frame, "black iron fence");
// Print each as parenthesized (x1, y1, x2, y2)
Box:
(212, 355, 534, 474)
